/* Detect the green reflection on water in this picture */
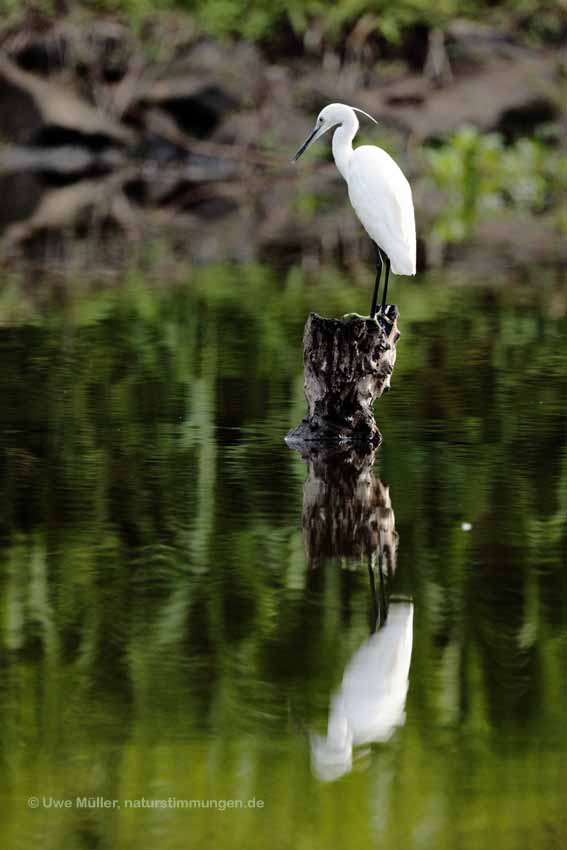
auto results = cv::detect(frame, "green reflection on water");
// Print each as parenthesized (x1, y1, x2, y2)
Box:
(0, 264, 565, 849)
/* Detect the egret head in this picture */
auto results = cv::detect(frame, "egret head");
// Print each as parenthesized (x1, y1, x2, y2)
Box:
(292, 103, 378, 162)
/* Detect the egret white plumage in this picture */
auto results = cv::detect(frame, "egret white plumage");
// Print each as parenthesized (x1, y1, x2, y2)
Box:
(293, 103, 416, 318)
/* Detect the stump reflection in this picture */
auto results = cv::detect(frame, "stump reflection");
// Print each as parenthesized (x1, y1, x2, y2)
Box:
(299, 444, 398, 575)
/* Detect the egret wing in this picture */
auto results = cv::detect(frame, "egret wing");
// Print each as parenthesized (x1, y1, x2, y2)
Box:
(348, 146, 416, 274)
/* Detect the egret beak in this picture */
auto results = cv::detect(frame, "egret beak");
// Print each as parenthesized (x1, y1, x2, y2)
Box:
(292, 125, 323, 163)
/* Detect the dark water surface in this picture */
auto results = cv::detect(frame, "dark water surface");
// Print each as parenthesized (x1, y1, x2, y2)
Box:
(0, 264, 565, 849)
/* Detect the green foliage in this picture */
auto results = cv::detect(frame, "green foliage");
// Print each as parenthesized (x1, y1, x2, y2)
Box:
(0, 0, 563, 45)
(424, 127, 566, 242)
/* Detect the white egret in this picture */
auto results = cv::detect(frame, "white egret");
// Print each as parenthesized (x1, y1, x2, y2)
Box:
(293, 103, 416, 317)
(310, 601, 414, 782)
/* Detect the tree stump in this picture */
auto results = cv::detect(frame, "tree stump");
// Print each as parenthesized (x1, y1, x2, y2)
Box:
(286, 306, 400, 448)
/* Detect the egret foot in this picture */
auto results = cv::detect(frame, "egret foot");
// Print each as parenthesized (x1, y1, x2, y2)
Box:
(376, 305, 394, 327)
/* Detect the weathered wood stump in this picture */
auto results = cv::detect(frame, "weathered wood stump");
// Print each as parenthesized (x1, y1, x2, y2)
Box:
(286, 305, 400, 448)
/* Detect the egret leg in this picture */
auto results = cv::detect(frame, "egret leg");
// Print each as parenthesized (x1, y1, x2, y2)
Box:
(370, 244, 382, 319)
(380, 255, 391, 314)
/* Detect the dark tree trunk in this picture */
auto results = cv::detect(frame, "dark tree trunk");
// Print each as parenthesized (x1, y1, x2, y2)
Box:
(286, 306, 400, 448)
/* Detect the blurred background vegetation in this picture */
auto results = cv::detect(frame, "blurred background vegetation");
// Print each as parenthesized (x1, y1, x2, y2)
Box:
(0, 0, 564, 274)
(0, 0, 564, 43)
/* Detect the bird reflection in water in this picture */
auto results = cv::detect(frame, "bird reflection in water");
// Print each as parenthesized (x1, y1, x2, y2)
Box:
(297, 444, 414, 782)
(310, 600, 413, 781)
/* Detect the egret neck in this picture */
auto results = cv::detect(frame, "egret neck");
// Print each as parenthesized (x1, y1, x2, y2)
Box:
(331, 111, 359, 180)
